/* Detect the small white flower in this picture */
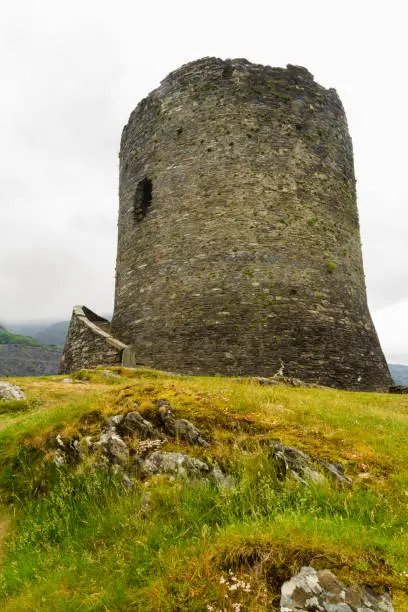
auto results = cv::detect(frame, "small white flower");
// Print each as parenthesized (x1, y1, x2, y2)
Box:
(229, 584, 238, 591)
(219, 576, 226, 584)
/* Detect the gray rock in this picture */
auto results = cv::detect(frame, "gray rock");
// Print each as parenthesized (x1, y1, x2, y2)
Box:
(53, 449, 65, 466)
(270, 443, 352, 486)
(122, 411, 164, 439)
(0, 381, 26, 401)
(253, 375, 318, 388)
(281, 566, 324, 611)
(156, 400, 209, 446)
(280, 566, 393, 612)
(56, 433, 65, 448)
(106, 414, 124, 429)
(97, 430, 129, 466)
(253, 376, 279, 386)
(316, 459, 353, 486)
(140, 451, 227, 484)
(271, 443, 324, 485)
(101, 370, 120, 379)
(142, 451, 211, 480)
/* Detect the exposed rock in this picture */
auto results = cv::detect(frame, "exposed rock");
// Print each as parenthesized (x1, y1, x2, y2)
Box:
(53, 449, 65, 466)
(107, 414, 124, 429)
(389, 385, 408, 394)
(0, 381, 26, 401)
(280, 566, 393, 611)
(141, 451, 211, 480)
(270, 443, 352, 486)
(101, 369, 121, 379)
(253, 375, 317, 388)
(97, 430, 129, 466)
(140, 451, 227, 485)
(315, 459, 352, 485)
(122, 411, 164, 439)
(156, 400, 209, 446)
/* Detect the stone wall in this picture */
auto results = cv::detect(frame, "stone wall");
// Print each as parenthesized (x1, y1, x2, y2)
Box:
(111, 57, 391, 391)
(60, 306, 128, 374)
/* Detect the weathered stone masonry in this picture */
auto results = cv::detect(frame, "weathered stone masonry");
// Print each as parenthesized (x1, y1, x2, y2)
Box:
(60, 306, 127, 374)
(63, 57, 391, 391)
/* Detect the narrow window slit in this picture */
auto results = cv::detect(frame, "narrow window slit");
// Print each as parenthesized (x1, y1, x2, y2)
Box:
(134, 178, 153, 222)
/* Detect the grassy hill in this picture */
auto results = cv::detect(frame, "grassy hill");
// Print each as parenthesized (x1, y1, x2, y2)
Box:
(0, 368, 407, 610)
(33, 320, 69, 347)
(0, 329, 42, 347)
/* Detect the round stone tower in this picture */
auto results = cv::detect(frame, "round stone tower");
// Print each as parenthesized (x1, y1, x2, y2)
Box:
(111, 57, 391, 391)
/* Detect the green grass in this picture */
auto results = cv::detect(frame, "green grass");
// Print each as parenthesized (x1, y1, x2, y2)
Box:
(0, 330, 43, 347)
(0, 368, 407, 610)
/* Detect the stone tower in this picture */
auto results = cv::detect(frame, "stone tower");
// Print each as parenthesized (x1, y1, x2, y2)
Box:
(107, 57, 390, 391)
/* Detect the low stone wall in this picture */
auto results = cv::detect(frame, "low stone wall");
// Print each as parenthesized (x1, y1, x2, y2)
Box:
(60, 306, 128, 374)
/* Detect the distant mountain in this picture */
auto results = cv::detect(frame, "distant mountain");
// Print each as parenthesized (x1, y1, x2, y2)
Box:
(0, 326, 61, 377)
(34, 321, 69, 347)
(7, 313, 112, 349)
(7, 322, 51, 338)
(388, 363, 408, 386)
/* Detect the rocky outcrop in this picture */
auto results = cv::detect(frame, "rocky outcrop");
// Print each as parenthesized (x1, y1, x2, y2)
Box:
(142, 451, 213, 480)
(280, 566, 393, 611)
(0, 381, 26, 401)
(52, 402, 222, 486)
(270, 443, 352, 486)
(50, 397, 355, 494)
(156, 400, 210, 446)
(121, 411, 164, 439)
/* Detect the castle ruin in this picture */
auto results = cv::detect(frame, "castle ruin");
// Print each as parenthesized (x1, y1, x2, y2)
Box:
(61, 57, 391, 391)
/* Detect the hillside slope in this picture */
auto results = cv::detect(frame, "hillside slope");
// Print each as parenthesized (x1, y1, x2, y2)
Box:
(0, 326, 61, 377)
(0, 369, 407, 610)
(0, 344, 61, 377)
(33, 320, 69, 346)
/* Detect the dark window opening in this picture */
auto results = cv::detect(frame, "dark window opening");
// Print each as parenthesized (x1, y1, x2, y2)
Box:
(134, 178, 152, 222)
(222, 63, 234, 79)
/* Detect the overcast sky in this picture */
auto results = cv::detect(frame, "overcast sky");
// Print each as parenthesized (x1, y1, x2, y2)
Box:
(0, 0, 407, 363)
